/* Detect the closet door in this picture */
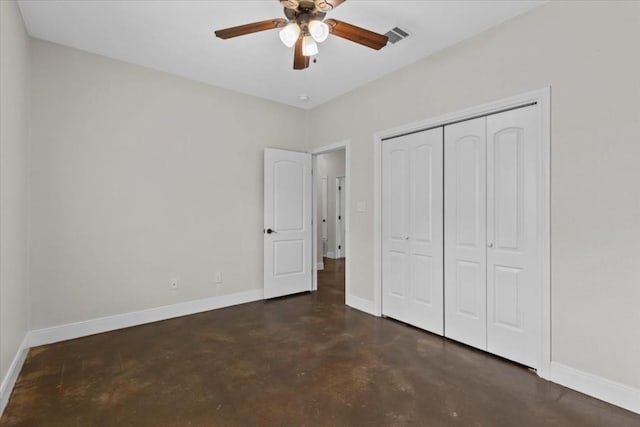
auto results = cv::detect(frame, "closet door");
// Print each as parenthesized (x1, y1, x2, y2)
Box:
(486, 106, 540, 367)
(444, 118, 487, 349)
(382, 128, 444, 334)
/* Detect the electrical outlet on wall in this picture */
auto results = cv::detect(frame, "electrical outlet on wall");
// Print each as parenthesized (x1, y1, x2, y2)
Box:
(215, 272, 222, 284)
(170, 278, 178, 290)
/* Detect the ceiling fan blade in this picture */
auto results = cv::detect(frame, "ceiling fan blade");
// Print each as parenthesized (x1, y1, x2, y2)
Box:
(293, 37, 310, 70)
(215, 19, 287, 39)
(325, 19, 388, 50)
(316, 0, 346, 12)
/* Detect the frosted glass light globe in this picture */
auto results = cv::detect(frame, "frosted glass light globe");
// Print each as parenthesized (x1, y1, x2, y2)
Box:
(302, 35, 318, 56)
(279, 23, 300, 48)
(309, 20, 330, 43)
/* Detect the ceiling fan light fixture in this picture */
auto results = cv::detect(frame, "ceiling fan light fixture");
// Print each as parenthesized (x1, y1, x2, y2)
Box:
(279, 22, 301, 48)
(302, 35, 318, 56)
(308, 20, 330, 43)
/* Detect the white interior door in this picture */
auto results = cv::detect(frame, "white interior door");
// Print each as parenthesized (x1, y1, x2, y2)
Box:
(336, 177, 346, 258)
(321, 176, 328, 256)
(264, 148, 312, 299)
(444, 117, 487, 349)
(382, 128, 444, 335)
(486, 106, 540, 367)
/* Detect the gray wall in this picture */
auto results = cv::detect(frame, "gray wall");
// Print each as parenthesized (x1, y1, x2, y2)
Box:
(0, 0, 30, 383)
(28, 39, 308, 330)
(308, 1, 640, 388)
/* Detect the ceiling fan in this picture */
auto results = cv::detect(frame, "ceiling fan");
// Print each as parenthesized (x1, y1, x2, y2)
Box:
(214, 0, 389, 70)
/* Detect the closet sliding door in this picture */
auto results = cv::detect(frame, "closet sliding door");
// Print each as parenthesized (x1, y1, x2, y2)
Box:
(486, 106, 540, 368)
(444, 118, 487, 350)
(382, 128, 444, 335)
(444, 105, 541, 368)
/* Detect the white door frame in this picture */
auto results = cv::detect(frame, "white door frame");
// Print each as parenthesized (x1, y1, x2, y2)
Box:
(373, 88, 551, 378)
(311, 141, 351, 301)
(321, 176, 328, 259)
(335, 176, 345, 258)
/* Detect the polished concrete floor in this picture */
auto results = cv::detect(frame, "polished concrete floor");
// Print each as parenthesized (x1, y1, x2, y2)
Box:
(2, 258, 638, 426)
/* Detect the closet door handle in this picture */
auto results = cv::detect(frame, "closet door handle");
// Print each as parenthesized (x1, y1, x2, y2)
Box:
(488, 243, 494, 248)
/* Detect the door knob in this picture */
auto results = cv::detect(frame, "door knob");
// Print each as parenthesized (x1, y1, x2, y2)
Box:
(488, 243, 494, 248)
(266, 228, 277, 234)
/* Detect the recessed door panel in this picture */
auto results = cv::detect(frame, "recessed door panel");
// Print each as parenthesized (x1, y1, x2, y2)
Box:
(494, 129, 524, 251)
(456, 137, 482, 248)
(487, 105, 539, 368)
(273, 240, 304, 277)
(444, 117, 487, 350)
(411, 254, 432, 305)
(274, 160, 305, 232)
(493, 265, 522, 330)
(455, 260, 480, 318)
(388, 251, 407, 298)
(383, 127, 444, 335)
(412, 144, 433, 243)
(389, 149, 407, 241)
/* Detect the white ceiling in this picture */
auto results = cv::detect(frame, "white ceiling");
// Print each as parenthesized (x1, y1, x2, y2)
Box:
(18, 0, 544, 109)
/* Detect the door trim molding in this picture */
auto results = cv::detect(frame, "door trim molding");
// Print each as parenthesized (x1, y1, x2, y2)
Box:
(335, 176, 345, 258)
(310, 142, 350, 302)
(373, 87, 551, 377)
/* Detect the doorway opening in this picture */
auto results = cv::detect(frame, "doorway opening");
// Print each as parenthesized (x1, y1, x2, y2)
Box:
(311, 142, 349, 304)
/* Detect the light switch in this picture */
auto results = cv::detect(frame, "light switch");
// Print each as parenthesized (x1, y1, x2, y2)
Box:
(356, 201, 366, 212)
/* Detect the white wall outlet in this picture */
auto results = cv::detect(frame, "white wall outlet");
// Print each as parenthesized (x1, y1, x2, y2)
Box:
(215, 272, 222, 284)
(170, 279, 178, 290)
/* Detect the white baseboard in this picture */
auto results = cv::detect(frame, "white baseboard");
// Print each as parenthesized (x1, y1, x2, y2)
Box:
(346, 294, 379, 317)
(0, 334, 30, 416)
(316, 261, 324, 271)
(29, 289, 264, 347)
(549, 362, 640, 414)
(326, 251, 336, 259)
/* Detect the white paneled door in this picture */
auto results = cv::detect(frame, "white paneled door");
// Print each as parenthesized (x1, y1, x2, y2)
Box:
(444, 106, 540, 367)
(444, 117, 487, 349)
(486, 106, 540, 367)
(382, 127, 444, 335)
(264, 148, 312, 299)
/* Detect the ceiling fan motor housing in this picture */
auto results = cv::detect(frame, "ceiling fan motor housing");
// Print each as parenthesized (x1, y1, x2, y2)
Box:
(284, 4, 327, 26)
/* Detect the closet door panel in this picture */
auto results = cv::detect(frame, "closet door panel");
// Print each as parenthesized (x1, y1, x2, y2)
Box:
(382, 139, 410, 321)
(382, 128, 444, 335)
(407, 128, 444, 334)
(444, 117, 487, 350)
(486, 106, 540, 368)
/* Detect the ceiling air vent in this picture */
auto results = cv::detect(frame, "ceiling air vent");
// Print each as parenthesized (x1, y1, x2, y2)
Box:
(385, 27, 410, 44)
